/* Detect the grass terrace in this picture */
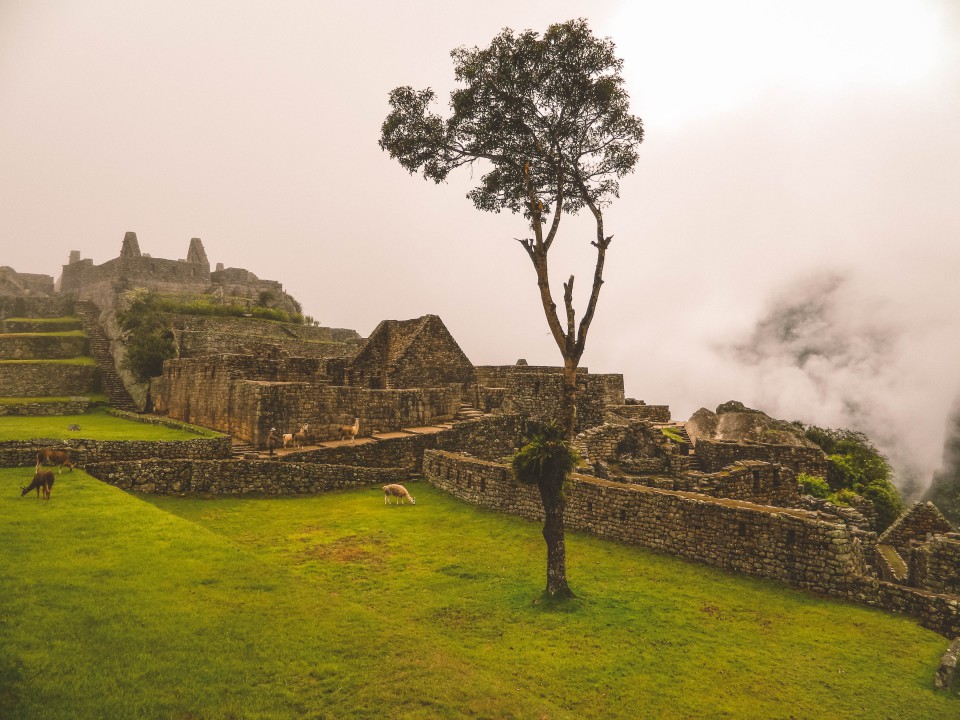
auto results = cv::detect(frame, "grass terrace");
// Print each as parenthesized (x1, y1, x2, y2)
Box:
(0, 471, 956, 719)
(0, 407, 219, 441)
(0, 356, 97, 365)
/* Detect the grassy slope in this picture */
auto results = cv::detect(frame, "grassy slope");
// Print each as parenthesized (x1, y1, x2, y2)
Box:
(0, 409, 218, 440)
(0, 357, 96, 365)
(1, 471, 957, 720)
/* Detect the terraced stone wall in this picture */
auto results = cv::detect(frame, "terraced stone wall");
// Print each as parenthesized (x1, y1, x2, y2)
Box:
(0, 399, 101, 417)
(0, 296, 75, 318)
(0, 335, 88, 360)
(85, 459, 406, 495)
(502, 371, 609, 432)
(0, 362, 100, 396)
(423, 450, 865, 592)
(607, 404, 671, 422)
(0, 436, 231, 468)
(696, 439, 828, 477)
(285, 414, 523, 472)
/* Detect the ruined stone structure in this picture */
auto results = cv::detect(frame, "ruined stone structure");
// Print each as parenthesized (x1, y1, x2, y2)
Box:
(0, 266, 55, 297)
(345, 315, 475, 389)
(59, 232, 298, 314)
(4, 245, 960, 644)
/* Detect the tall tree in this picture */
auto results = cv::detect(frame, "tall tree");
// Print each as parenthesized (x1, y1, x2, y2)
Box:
(380, 18, 643, 596)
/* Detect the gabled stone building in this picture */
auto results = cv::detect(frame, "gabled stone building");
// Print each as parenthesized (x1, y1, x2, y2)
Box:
(345, 314, 475, 389)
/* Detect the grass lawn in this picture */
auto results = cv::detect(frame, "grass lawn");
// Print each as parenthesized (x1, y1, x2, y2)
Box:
(1, 470, 957, 719)
(0, 408, 219, 440)
(0, 357, 97, 365)
(0, 330, 87, 338)
(0, 395, 109, 405)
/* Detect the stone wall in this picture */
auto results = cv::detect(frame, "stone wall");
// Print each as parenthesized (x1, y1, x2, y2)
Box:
(688, 460, 799, 505)
(0, 435, 232, 468)
(85, 459, 406, 495)
(909, 534, 960, 596)
(150, 353, 464, 446)
(423, 450, 866, 592)
(501, 372, 609, 432)
(879, 502, 956, 556)
(0, 362, 100, 396)
(0, 296, 75, 319)
(695, 439, 828, 477)
(285, 414, 523, 472)
(423, 450, 960, 638)
(607, 404, 671, 423)
(0, 334, 88, 360)
(170, 315, 361, 359)
(0, 398, 103, 417)
(0, 267, 55, 297)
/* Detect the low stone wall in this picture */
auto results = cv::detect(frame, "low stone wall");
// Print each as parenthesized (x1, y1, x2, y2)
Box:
(423, 450, 960, 638)
(85, 458, 406, 495)
(910, 534, 960, 596)
(0, 436, 232, 468)
(608, 404, 671, 423)
(502, 372, 608, 432)
(695, 439, 828, 477)
(879, 502, 956, 556)
(0, 296, 74, 319)
(285, 414, 523, 472)
(0, 362, 100, 396)
(0, 398, 103, 416)
(423, 450, 865, 593)
(0, 334, 88, 360)
(177, 331, 360, 359)
(691, 460, 799, 505)
(1, 318, 82, 333)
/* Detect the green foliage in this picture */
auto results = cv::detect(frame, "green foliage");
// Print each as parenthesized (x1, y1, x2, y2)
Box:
(0, 473, 955, 718)
(380, 18, 643, 219)
(117, 289, 305, 381)
(660, 427, 688, 445)
(512, 423, 581, 500)
(801, 424, 905, 530)
(797, 472, 831, 499)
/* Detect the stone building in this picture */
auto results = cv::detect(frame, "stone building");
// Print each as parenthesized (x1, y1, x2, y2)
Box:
(345, 315, 475, 389)
(59, 232, 297, 313)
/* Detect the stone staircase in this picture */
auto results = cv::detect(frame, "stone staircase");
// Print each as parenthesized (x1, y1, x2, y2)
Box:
(75, 301, 138, 412)
(456, 403, 485, 421)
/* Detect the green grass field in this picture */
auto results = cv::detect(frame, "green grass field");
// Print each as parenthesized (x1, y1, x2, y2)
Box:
(1, 469, 956, 719)
(0, 408, 219, 440)
(0, 357, 96, 365)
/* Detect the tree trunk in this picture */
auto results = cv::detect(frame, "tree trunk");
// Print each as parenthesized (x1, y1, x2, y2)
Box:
(562, 359, 578, 441)
(539, 481, 574, 598)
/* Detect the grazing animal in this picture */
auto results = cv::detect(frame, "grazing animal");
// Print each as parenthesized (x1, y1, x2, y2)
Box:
(337, 417, 360, 443)
(21, 470, 55, 500)
(293, 424, 310, 449)
(67, 424, 81, 431)
(282, 432, 295, 449)
(36, 447, 74, 474)
(383, 483, 415, 505)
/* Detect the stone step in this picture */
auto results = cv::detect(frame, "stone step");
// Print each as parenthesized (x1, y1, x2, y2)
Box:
(74, 301, 139, 413)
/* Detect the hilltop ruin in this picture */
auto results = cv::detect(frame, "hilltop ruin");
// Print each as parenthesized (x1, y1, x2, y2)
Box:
(0, 235, 958, 642)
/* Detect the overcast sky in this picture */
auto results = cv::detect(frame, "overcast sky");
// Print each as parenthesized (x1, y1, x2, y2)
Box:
(2, 0, 958, 490)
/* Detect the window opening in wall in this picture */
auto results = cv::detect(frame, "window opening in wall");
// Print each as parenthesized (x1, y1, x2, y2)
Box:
(480, 477, 486, 492)
(772, 467, 781, 487)
(533, 379, 541, 395)
(752, 470, 761, 493)
(619, 509, 626, 522)
(587, 501, 593, 513)
(738, 522, 746, 537)
(786, 529, 796, 545)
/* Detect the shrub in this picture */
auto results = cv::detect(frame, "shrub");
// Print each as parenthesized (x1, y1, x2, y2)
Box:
(798, 473, 831, 498)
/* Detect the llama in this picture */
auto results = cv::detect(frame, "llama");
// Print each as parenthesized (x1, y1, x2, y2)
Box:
(36, 447, 74, 473)
(383, 484, 415, 505)
(21, 470, 55, 500)
(282, 432, 294, 449)
(337, 417, 360, 443)
(293, 424, 310, 449)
